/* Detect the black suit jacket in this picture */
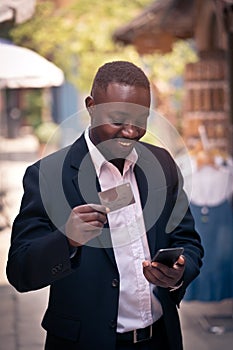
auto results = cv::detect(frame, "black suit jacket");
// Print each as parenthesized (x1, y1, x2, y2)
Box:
(7, 134, 203, 350)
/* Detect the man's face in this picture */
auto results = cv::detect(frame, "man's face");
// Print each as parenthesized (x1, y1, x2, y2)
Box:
(86, 83, 150, 161)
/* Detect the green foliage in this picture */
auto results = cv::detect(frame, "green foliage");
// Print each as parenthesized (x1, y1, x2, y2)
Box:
(22, 89, 43, 128)
(142, 40, 198, 81)
(34, 121, 60, 144)
(9, 0, 152, 91)
(10, 2, 74, 78)
(9, 0, 198, 126)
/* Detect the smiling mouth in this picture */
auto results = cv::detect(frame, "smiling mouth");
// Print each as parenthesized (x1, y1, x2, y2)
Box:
(118, 140, 133, 147)
(118, 140, 135, 148)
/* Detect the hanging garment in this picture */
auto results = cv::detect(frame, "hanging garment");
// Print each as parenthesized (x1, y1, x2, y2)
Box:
(184, 163, 233, 301)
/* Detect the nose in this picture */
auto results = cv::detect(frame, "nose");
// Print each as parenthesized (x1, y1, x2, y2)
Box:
(121, 124, 140, 139)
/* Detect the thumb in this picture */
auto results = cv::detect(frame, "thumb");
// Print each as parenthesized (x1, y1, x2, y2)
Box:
(175, 255, 185, 266)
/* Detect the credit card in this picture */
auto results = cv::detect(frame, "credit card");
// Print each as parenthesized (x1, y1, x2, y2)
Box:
(98, 183, 135, 212)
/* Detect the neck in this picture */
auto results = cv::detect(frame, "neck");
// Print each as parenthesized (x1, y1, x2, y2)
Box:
(110, 158, 125, 174)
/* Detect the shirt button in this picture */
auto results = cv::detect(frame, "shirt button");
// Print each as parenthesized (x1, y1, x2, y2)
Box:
(112, 279, 119, 287)
(109, 320, 117, 328)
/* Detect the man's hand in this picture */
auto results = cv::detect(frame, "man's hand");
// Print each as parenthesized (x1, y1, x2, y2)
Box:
(65, 204, 110, 247)
(142, 255, 185, 289)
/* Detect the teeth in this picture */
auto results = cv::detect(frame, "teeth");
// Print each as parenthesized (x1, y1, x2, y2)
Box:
(118, 141, 131, 146)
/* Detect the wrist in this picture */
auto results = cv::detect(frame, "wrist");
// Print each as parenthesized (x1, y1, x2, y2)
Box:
(168, 280, 184, 292)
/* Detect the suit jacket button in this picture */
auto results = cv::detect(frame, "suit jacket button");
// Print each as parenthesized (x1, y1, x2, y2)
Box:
(58, 263, 63, 270)
(112, 279, 119, 287)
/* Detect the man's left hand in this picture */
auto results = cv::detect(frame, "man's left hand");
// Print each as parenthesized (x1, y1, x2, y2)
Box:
(142, 255, 185, 289)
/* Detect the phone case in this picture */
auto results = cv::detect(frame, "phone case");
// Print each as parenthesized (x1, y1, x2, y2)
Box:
(151, 247, 184, 267)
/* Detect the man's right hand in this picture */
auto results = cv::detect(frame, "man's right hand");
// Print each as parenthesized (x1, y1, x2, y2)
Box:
(65, 204, 110, 247)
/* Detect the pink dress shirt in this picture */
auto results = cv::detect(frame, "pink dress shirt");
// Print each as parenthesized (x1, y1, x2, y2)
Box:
(85, 128, 163, 332)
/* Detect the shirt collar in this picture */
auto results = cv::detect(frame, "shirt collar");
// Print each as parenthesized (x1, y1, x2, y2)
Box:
(84, 127, 138, 176)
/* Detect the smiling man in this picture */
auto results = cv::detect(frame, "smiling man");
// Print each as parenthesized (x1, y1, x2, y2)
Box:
(86, 63, 151, 173)
(7, 61, 203, 350)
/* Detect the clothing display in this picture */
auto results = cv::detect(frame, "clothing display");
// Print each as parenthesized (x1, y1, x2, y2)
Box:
(185, 161, 233, 301)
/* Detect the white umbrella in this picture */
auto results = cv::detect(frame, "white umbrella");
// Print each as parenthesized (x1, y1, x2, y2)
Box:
(0, 42, 64, 88)
(0, 0, 36, 24)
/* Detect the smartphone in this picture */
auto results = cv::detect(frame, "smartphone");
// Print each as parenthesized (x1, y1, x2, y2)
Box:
(151, 247, 184, 267)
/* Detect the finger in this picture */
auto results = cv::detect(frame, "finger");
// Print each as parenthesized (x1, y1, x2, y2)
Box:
(82, 220, 105, 230)
(151, 262, 173, 275)
(143, 266, 170, 287)
(173, 256, 186, 270)
(79, 211, 108, 224)
(71, 227, 102, 246)
(143, 261, 171, 285)
(73, 204, 110, 214)
(142, 260, 151, 268)
(175, 255, 185, 266)
(151, 262, 178, 283)
(89, 204, 110, 213)
(143, 265, 159, 284)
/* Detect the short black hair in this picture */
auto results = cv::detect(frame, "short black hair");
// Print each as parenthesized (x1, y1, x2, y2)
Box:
(91, 61, 150, 96)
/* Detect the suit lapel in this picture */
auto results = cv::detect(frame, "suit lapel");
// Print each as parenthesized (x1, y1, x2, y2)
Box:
(135, 143, 168, 257)
(134, 157, 157, 257)
(68, 135, 116, 266)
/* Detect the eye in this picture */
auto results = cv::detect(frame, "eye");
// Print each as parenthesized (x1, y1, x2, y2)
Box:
(112, 122, 123, 126)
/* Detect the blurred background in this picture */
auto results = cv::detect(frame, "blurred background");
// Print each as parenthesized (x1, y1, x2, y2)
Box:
(0, 1, 233, 349)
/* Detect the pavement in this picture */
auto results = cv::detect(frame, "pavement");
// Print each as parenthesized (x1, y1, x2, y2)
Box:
(0, 132, 233, 350)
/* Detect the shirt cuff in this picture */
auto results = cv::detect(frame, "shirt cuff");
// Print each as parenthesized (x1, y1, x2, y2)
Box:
(169, 280, 184, 292)
(64, 234, 78, 259)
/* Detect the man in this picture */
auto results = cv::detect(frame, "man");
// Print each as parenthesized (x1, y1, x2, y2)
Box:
(7, 61, 203, 350)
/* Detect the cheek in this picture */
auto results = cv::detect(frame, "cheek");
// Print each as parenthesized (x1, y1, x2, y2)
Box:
(101, 125, 119, 138)
(90, 127, 102, 146)
(140, 125, 146, 134)
(91, 125, 117, 143)
(138, 127, 146, 138)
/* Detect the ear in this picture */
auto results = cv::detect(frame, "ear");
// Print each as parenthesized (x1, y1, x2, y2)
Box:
(85, 96, 95, 115)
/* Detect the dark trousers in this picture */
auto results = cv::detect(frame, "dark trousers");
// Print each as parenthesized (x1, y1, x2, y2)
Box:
(45, 317, 170, 350)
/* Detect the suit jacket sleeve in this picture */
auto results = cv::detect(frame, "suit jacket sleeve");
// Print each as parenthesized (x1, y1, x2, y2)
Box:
(6, 162, 80, 292)
(154, 147, 204, 305)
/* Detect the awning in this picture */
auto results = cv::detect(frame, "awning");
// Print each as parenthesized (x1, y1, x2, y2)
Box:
(0, 41, 64, 88)
(0, 0, 36, 24)
(113, 0, 196, 54)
